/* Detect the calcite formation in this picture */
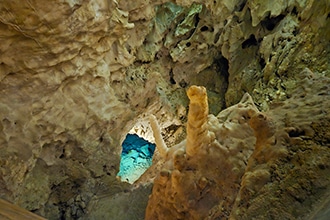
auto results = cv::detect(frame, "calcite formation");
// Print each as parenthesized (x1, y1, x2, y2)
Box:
(0, 0, 329, 219)
(146, 85, 259, 219)
(186, 86, 210, 157)
(230, 73, 330, 219)
(146, 73, 330, 219)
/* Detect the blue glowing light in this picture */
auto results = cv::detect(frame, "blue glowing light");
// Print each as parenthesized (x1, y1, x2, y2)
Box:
(117, 134, 156, 183)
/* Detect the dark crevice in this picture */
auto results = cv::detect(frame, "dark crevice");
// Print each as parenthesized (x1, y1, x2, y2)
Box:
(292, 27, 299, 36)
(214, 56, 229, 79)
(259, 57, 266, 69)
(182, 12, 201, 41)
(169, 77, 176, 85)
(195, 14, 200, 26)
(179, 79, 188, 88)
(261, 14, 285, 31)
(214, 55, 229, 108)
(169, 69, 176, 84)
(288, 128, 305, 137)
(191, 14, 201, 36)
(164, 124, 181, 134)
(213, 30, 221, 44)
(242, 34, 258, 49)
(200, 26, 209, 32)
(134, 60, 151, 65)
(59, 153, 65, 159)
(235, 0, 247, 12)
(291, 6, 298, 16)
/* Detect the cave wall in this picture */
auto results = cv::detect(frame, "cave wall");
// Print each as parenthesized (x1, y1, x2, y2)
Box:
(0, 1, 170, 218)
(0, 0, 329, 219)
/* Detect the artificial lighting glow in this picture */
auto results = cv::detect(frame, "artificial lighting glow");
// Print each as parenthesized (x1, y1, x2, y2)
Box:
(117, 134, 156, 183)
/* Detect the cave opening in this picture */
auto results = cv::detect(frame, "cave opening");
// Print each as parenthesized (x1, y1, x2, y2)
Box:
(117, 133, 156, 183)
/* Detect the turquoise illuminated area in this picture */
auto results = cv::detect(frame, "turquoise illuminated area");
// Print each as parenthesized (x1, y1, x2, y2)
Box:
(117, 134, 156, 183)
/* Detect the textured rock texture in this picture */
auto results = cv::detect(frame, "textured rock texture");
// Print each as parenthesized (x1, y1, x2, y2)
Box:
(146, 74, 330, 219)
(231, 72, 330, 219)
(0, 0, 329, 219)
(0, 1, 176, 219)
(146, 86, 259, 219)
(0, 198, 46, 220)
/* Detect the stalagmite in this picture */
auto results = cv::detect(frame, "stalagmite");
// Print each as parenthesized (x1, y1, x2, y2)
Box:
(149, 114, 168, 158)
(186, 85, 210, 157)
(145, 86, 259, 220)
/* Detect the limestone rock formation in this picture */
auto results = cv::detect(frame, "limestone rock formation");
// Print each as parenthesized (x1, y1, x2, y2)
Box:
(146, 74, 330, 219)
(231, 73, 330, 220)
(146, 86, 259, 219)
(0, 0, 329, 219)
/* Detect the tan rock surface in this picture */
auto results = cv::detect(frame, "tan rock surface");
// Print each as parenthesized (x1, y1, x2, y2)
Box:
(146, 73, 330, 219)
(0, 0, 329, 219)
(146, 86, 259, 219)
